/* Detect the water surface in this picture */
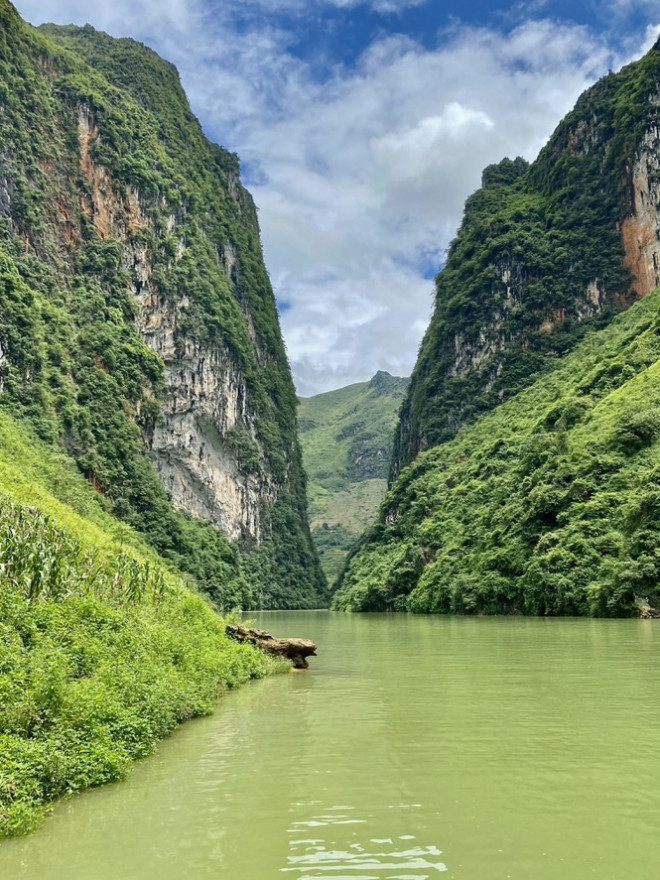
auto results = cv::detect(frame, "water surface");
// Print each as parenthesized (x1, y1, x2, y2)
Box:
(1, 612, 659, 879)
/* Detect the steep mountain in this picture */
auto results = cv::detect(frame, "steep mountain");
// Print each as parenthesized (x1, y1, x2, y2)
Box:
(335, 38, 660, 617)
(0, 2, 326, 608)
(391, 38, 660, 481)
(298, 371, 408, 582)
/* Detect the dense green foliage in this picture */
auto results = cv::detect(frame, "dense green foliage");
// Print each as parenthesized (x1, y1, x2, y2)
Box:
(298, 372, 408, 582)
(0, 1, 324, 607)
(392, 41, 660, 478)
(0, 410, 284, 836)
(334, 287, 660, 615)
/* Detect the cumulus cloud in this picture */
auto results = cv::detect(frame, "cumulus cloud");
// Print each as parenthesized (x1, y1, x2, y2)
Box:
(13, 1, 658, 393)
(229, 20, 622, 391)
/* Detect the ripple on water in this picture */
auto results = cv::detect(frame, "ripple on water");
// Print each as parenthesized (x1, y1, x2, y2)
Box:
(281, 804, 447, 878)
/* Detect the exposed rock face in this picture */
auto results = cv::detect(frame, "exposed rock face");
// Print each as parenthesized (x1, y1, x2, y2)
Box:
(0, 9, 326, 607)
(622, 106, 660, 297)
(76, 103, 273, 542)
(140, 296, 275, 540)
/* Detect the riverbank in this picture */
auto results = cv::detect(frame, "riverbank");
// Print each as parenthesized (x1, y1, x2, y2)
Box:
(0, 476, 288, 837)
(0, 418, 288, 837)
(0, 547, 285, 836)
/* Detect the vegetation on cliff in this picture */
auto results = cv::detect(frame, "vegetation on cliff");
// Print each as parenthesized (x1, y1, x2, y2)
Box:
(298, 372, 408, 582)
(0, 1, 320, 836)
(333, 38, 660, 617)
(334, 287, 660, 615)
(0, 0, 325, 609)
(392, 39, 660, 479)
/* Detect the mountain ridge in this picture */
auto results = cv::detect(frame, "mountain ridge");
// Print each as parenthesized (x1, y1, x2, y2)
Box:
(391, 40, 660, 481)
(337, 36, 660, 617)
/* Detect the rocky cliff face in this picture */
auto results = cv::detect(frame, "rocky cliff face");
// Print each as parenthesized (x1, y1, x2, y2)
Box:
(334, 42, 660, 619)
(391, 39, 660, 479)
(0, 3, 326, 607)
(622, 100, 660, 297)
(139, 295, 275, 542)
(75, 101, 275, 542)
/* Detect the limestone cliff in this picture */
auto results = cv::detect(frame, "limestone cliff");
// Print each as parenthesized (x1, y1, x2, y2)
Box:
(622, 107, 660, 297)
(0, 3, 326, 608)
(73, 100, 276, 542)
(391, 38, 660, 479)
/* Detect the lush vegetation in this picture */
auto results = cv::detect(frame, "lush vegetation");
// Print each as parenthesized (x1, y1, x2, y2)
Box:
(334, 287, 660, 615)
(0, 0, 325, 609)
(392, 40, 660, 479)
(0, 409, 284, 837)
(0, 2, 318, 835)
(298, 372, 408, 582)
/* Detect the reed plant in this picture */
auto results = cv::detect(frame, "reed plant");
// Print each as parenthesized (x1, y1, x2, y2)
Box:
(0, 496, 170, 605)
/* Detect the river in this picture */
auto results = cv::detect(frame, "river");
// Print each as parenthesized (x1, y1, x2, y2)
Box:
(1, 611, 659, 879)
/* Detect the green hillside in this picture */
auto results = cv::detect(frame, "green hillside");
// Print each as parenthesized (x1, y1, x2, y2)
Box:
(0, 0, 319, 838)
(334, 287, 660, 616)
(335, 35, 660, 618)
(0, 408, 282, 837)
(298, 372, 408, 582)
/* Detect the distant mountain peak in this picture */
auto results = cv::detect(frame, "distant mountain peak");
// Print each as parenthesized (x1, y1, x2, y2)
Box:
(368, 370, 408, 395)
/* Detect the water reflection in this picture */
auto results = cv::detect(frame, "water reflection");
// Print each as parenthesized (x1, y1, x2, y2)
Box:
(282, 803, 447, 877)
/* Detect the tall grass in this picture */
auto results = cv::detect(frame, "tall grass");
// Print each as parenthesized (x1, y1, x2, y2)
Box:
(0, 496, 168, 604)
(0, 494, 284, 837)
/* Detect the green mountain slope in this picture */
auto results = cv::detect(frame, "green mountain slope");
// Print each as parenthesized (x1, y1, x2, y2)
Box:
(336, 36, 660, 618)
(0, 1, 325, 609)
(0, 407, 282, 837)
(0, 1, 321, 834)
(334, 286, 660, 616)
(298, 372, 409, 582)
(391, 37, 660, 480)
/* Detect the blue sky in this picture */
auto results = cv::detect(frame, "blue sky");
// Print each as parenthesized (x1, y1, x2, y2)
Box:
(15, 0, 660, 394)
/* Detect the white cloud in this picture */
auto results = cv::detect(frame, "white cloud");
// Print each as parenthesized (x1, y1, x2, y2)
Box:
(12, 2, 658, 393)
(327, 0, 429, 11)
(228, 20, 622, 390)
(641, 22, 660, 50)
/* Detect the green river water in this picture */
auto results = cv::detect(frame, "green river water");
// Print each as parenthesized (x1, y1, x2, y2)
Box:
(1, 611, 659, 879)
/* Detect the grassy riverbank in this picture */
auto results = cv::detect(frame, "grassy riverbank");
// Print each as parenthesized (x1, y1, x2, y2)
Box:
(0, 414, 285, 837)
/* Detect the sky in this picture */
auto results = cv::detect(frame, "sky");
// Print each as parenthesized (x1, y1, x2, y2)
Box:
(14, 0, 660, 395)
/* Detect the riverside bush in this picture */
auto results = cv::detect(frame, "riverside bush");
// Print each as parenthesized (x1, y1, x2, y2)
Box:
(0, 494, 284, 837)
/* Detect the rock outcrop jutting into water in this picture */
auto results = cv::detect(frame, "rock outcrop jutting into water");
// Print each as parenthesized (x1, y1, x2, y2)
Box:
(226, 624, 317, 669)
